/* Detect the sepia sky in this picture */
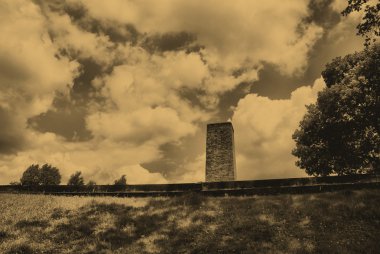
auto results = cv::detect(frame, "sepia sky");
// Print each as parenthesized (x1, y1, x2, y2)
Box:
(0, 0, 365, 184)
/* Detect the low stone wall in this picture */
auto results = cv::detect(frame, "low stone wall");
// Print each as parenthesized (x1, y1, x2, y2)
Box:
(202, 174, 380, 190)
(0, 174, 379, 196)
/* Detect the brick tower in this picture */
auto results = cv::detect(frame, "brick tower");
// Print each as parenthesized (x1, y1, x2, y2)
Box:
(205, 122, 236, 182)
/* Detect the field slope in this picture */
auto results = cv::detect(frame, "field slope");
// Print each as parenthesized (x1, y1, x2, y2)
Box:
(1, 190, 380, 253)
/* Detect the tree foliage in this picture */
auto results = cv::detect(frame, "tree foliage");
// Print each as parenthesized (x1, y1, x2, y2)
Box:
(39, 164, 61, 185)
(20, 164, 61, 185)
(67, 171, 84, 186)
(292, 44, 380, 176)
(342, 0, 380, 46)
(20, 164, 41, 185)
(114, 175, 127, 186)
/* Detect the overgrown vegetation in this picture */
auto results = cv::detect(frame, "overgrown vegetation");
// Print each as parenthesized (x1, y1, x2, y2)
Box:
(1, 190, 380, 253)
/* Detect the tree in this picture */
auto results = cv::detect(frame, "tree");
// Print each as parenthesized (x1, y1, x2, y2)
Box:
(19, 164, 62, 186)
(342, 0, 380, 46)
(86, 180, 97, 186)
(20, 164, 41, 186)
(114, 175, 127, 186)
(67, 171, 84, 186)
(292, 44, 380, 176)
(40, 164, 61, 185)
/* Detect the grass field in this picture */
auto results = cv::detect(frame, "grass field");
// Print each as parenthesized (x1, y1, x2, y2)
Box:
(1, 190, 380, 253)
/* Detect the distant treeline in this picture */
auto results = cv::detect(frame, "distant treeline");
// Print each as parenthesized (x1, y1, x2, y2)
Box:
(10, 164, 127, 186)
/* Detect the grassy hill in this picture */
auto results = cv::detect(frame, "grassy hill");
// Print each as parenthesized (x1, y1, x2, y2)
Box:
(1, 190, 380, 253)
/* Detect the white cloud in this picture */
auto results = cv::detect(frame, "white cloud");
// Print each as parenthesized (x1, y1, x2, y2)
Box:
(173, 154, 205, 183)
(2, 0, 357, 184)
(0, 130, 167, 184)
(86, 107, 197, 145)
(232, 78, 326, 180)
(78, 0, 324, 89)
(45, 11, 116, 66)
(0, 0, 78, 152)
(86, 48, 211, 149)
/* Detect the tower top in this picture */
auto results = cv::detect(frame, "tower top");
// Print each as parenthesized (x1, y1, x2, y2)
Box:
(207, 122, 234, 132)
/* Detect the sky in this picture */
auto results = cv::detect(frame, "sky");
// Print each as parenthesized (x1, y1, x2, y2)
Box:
(0, 0, 365, 184)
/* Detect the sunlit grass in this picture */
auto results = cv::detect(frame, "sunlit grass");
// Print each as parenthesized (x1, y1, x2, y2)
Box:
(1, 190, 380, 253)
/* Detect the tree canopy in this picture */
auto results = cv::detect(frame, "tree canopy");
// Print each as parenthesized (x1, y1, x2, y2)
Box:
(292, 44, 380, 176)
(20, 164, 41, 186)
(342, 0, 380, 46)
(39, 164, 61, 185)
(67, 171, 85, 186)
(20, 164, 61, 185)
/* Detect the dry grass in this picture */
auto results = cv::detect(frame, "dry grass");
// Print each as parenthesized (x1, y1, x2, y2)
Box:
(1, 190, 380, 253)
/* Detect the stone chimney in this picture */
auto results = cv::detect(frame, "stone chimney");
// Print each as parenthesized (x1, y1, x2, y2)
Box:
(205, 122, 236, 182)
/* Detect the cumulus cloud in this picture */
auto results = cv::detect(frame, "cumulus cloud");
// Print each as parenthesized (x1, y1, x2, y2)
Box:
(0, 131, 167, 184)
(232, 78, 326, 180)
(0, 0, 362, 184)
(0, 0, 78, 153)
(175, 154, 206, 183)
(46, 12, 116, 66)
(77, 0, 323, 88)
(86, 48, 211, 148)
(87, 107, 196, 145)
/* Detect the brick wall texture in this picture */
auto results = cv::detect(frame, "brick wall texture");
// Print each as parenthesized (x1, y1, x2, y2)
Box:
(206, 122, 236, 182)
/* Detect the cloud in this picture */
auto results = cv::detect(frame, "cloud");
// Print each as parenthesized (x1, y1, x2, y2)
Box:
(0, 0, 361, 184)
(86, 107, 197, 145)
(86, 48, 211, 147)
(40, 9, 117, 66)
(78, 0, 323, 86)
(232, 78, 326, 180)
(0, 131, 167, 184)
(175, 154, 205, 183)
(0, 0, 78, 153)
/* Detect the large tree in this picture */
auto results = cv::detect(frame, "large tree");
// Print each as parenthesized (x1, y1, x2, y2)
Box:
(292, 44, 380, 176)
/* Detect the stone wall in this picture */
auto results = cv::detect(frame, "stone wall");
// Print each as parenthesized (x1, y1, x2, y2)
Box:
(1, 174, 379, 197)
(205, 122, 236, 182)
